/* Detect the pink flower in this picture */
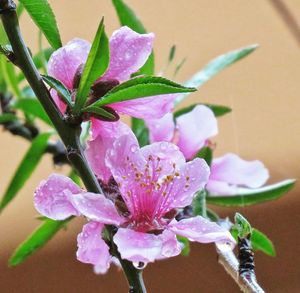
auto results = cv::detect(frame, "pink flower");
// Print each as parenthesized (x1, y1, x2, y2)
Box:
(206, 153, 269, 195)
(34, 132, 234, 273)
(146, 106, 269, 194)
(146, 105, 218, 159)
(48, 26, 176, 119)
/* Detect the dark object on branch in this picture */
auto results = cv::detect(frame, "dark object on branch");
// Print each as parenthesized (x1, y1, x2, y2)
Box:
(238, 235, 255, 276)
(0, 0, 16, 13)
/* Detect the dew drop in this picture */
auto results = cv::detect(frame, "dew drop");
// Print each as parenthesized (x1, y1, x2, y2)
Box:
(133, 262, 146, 269)
(130, 145, 138, 153)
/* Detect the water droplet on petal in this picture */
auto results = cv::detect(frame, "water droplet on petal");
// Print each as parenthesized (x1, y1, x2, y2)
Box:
(130, 144, 138, 153)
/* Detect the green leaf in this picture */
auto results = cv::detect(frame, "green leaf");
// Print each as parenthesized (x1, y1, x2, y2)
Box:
(195, 147, 213, 166)
(86, 76, 196, 108)
(173, 57, 186, 78)
(111, 0, 154, 75)
(234, 213, 252, 237)
(13, 98, 53, 126)
(0, 57, 22, 99)
(16, 3, 25, 17)
(42, 75, 72, 107)
(177, 236, 190, 256)
(0, 113, 17, 124)
(206, 209, 219, 222)
(131, 118, 149, 147)
(206, 179, 296, 207)
(0, 132, 51, 212)
(192, 190, 207, 217)
(69, 170, 82, 187)
(231, 227, 276, 257)
(168, 45, 176, 63)
(174, 103, 232, 119)
(9, 217, 71, 266)
(83, 105, 119, 121)
(33, 48, 54, 69)
(251, 228, 276, 257)
(174, 45, 258, 105)
(75, 18, 109, 112)
(19, 0, 62, 49)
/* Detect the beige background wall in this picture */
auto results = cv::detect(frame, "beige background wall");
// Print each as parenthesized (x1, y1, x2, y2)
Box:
(1, 0, 299, 292)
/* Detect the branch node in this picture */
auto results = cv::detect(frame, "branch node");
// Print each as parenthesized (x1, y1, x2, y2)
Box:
(0, 0, 16, 13)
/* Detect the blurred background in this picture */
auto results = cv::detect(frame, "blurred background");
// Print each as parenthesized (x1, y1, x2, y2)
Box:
(1, 0, 299, 292)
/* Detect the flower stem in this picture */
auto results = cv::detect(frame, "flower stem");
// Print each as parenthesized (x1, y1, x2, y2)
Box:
(0, 2, 146, 292)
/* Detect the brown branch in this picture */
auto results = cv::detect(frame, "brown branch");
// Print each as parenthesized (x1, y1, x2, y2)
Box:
(268, 0, 300, 47)
(216, 246, 265, 293)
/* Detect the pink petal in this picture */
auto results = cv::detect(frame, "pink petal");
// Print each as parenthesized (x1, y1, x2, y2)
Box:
(77, 221, 111, 274)
(105, 132, 146, 214)
(168, 158, 210, 209)
(90, 118, 132, 139)
(177, 105, 218, 159)
(86, 120, 132, 182)
(69, 192, 124, 225)
(109, 94, 176, 119)
(48, 38, 91, 89)
(34, 174, 81, 220)
(157, 230, 182, 260)
(168, 217, 235, 246)
(205, 179, 238, 195)
(101, 26, 154, 82)
(209, 153, 269, 193)
(145, 113, 175, 143)
(50, 89, 67, 114)
(113, 228, 163, 264)
(141, 141, 186, 176)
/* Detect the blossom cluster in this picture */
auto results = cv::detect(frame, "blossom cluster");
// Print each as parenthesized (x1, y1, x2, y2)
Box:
(34, 26, 269, 273)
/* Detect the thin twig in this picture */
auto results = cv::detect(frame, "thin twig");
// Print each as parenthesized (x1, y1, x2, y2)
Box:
(268, 0, 300, 47)
(216, 246, 265, 293)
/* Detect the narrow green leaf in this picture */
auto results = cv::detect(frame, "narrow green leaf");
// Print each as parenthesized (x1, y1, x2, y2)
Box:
(83, 105, 118, 121)
(168, 45, 176, 62)
(13, 98, 53, 126)
(0, 57, 22, 99)
(234, 213, 252, 238)
(0, 113, 17, 124)
(173, 57, 186, 78)
(69, 170, 82, 187)
(75, 18, 109, 111)
(131, 118, 149, 147)
(195, 147, 213, 166)
(177, 236, 190, 256)
(174, 45, 258, 105)
(112, 0, 146, 33)
(206, 209, 219, 222)
(86, 76, 196, 108)
(19, 0, 62, 49)
(0, 132, 51, 212)
(192, 190, 207, 217)
(206, 179, 296, 207)
(231, 227, 276, 257)
(111, 0, 154, 75)
(174, 103, 232, 119)
(9, 218, 71, 266)
(42, 75, 72, 107)
(251, 228, 276, 257)
(16, 3, 25, 17)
